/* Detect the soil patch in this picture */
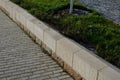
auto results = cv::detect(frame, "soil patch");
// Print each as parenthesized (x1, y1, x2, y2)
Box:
(54, 8, 91, 17)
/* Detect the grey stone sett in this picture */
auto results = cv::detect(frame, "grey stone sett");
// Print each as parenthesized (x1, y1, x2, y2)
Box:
(49, 73, 61, 78)
(48, 78, 59, 80)
(58, 75, 71, 79)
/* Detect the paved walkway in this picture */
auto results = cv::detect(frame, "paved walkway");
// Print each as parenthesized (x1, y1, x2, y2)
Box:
(0, 10, 73, 80)
(77, 0, 120, 24)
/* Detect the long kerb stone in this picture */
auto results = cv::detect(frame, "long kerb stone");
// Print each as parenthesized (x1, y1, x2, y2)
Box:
(56, 38, 81, 67)
(73, 50, 108, 80)
(0, 0, 10, 15)
(98, 67, 120, 80)
(16, 9, 33, 29)
(44, 29, 63, 54)
(33, 19, 50, 42)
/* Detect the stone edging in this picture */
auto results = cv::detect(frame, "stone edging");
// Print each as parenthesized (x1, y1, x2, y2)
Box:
(0, 0, 120, 80)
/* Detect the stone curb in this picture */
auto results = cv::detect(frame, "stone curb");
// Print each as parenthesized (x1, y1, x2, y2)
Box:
(0, 0, 120, 80)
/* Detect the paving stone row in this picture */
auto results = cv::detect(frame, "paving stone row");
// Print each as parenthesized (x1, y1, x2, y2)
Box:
(0, 10, 74, 80)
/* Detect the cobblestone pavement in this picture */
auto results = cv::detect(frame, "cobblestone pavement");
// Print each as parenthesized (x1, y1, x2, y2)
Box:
(77, 0, 120, 24)
(0, 10, 74, 80)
